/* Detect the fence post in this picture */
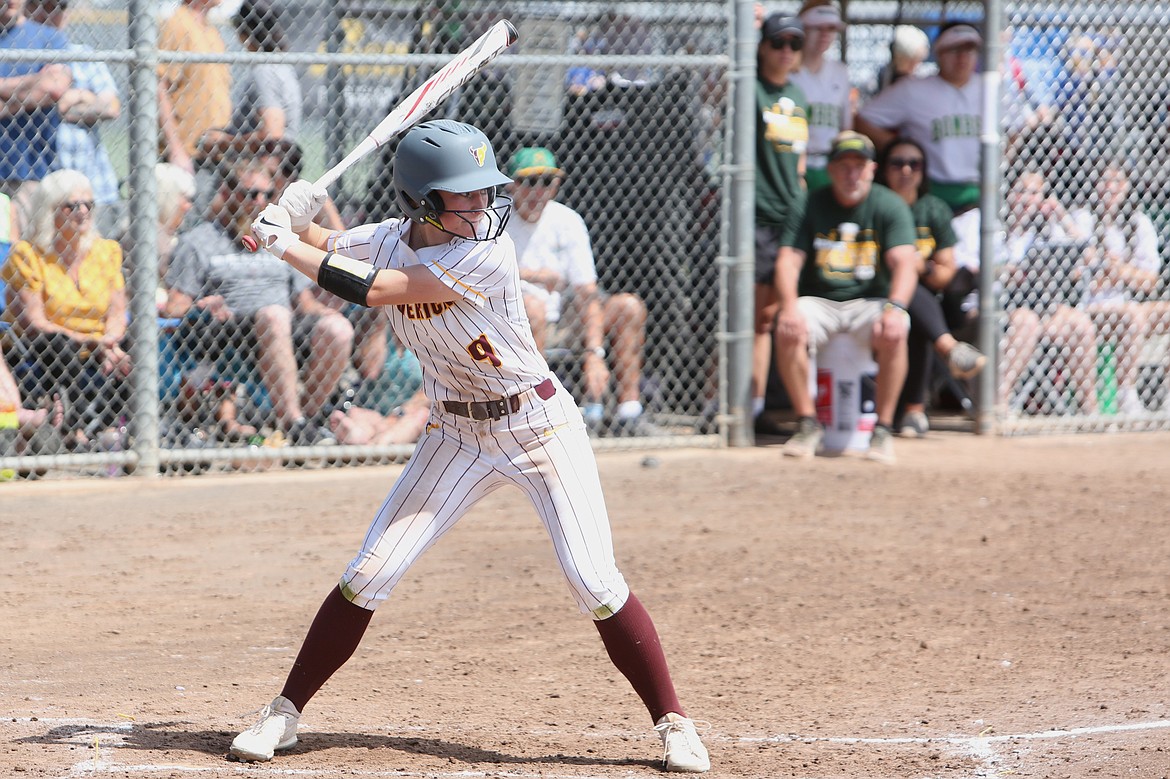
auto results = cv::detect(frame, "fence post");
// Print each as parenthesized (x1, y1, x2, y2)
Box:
(127, 0, 162, 476)
(727, 0, 758, 446)
(977, 0, 1004, 435)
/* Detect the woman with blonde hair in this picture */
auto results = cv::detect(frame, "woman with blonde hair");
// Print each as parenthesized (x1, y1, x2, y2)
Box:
(1, 168, 130, 449)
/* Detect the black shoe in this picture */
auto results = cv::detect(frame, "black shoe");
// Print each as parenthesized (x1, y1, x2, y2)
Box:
(753, 414, 786, 438)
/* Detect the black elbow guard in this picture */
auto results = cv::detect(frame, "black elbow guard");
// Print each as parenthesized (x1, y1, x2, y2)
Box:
(317, 252, 378, 307)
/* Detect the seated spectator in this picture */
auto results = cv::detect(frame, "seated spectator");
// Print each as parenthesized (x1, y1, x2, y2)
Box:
(0, 339, 62, 454)
(1070, 160, 1161, 414)
(0, 1, 72, 230)
(26, 0, 121, 226)
(855, 21, 984, 212)
(160, 159, 354, 444)
(506, 147, 655, 436)
(876, 137, 985, 437)
(198, 0, 301, 164)
(774, 131, 919, 464)
(0, 169, 130, 450)
(153, 162, 197, 292)
(328, 387, 431, 446)
(999, 170, 1097, 414)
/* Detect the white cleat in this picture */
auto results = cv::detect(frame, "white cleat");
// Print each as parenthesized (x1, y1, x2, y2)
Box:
(229, 695, 300, 762)
(654, 712, 711, 773)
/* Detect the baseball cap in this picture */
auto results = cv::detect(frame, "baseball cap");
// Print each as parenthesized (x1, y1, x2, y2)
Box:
(508, 147, 564, 178)
(761, 13, 804, 42)
(934, 22, 983, 53)
(828, 131, 876, 162)
(799, 1, 844, 30)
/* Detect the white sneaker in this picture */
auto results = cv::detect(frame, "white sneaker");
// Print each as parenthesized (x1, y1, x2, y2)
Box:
(654, 712, 711, 773)
(230, 695, 300, 762)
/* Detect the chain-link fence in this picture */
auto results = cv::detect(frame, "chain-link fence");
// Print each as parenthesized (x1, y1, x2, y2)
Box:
(996, 3, 1170, 433)
(3, 1, 1169, 480)
(0, 0, 730, 479)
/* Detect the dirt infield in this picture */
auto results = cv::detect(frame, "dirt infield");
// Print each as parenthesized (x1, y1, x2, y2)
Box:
(2, 431, 1169, 778)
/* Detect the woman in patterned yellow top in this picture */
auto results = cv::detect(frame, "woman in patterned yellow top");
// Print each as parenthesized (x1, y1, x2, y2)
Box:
(1, 169, 130, 449)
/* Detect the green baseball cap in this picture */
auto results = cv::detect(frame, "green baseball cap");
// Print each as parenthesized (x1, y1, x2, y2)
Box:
(508, 147, 565, 178)
(828, 130, 876, 162)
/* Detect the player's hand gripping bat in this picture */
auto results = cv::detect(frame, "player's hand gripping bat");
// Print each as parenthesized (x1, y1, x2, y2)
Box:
(242, 19, 518, 251)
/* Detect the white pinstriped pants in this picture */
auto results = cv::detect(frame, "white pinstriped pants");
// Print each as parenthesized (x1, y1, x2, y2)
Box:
(339, 377, 631, 619)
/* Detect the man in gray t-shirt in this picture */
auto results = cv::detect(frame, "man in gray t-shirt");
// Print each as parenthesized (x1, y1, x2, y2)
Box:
(162, 160, 354, 443)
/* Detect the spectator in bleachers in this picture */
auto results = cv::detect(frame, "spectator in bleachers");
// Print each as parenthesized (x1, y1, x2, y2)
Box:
(26, 0, 121, 223)
(0, 0, 71, 230)
(160, 159, 354, 445)
(877, 137, 985, 437)
(506, 147, 655, 437)
(199, 0, 301, 165)
(774, 131, 919, 464)
(1051, 32, 1126, 205)
(875, 25, 932, 94)
(855, 21, 983, 213)
(790, 0, 851, 192)
(998, 170, 1098, 415)
(0, 339, 62, 454)
(0, 168, 130, 451)
(752, 13, 809, 436)
(158, 0, 231, 175)
(328, 386, 430, 446)
(153, 162, 196, 291)
(1071, 160, 1161, 415)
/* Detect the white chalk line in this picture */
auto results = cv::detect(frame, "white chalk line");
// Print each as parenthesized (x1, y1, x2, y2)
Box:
(738, 716, 1170, 745)
(21, 716, 1168, 778)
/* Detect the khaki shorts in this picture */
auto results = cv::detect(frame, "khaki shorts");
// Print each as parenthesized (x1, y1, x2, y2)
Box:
(797, 297, 884, 355)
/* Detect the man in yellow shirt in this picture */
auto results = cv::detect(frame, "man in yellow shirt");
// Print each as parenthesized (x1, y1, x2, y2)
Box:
(158, 0, 231, 174)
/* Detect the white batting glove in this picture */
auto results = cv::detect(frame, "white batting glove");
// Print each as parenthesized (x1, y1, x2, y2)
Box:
(278, 179, 328, 232)
(251, 204, 298, 257)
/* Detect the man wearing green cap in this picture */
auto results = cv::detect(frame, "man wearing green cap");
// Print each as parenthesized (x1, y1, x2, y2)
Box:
(773, 130, 919, 464)
(506, 147, 655, 436)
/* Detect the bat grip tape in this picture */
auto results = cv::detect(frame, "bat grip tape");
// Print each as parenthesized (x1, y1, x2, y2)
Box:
(317, 252, 378, 307)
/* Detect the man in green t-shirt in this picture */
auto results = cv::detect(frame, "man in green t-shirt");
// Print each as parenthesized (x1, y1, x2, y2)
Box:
(774, 131, 919, 464)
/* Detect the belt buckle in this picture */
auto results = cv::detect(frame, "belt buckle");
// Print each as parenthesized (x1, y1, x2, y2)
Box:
(472, 398, 509, 421)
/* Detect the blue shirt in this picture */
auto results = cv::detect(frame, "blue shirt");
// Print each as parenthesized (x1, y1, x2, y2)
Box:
(56, 45, 120, 203)
(0, 20, 69, 182)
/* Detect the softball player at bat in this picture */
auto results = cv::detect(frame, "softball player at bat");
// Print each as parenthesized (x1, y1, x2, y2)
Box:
(228, 120, 710, 773)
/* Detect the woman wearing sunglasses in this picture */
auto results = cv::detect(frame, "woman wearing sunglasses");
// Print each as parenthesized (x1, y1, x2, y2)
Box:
(751, 13, 810, 435)
(0, 168, 130, 452)
(876, 137, 985, 437)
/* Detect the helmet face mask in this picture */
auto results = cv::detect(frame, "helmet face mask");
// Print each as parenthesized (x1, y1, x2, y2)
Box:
(394, 120, 513, 241)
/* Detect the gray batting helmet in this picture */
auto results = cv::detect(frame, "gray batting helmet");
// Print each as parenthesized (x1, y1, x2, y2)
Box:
(394, 120, 513, 239)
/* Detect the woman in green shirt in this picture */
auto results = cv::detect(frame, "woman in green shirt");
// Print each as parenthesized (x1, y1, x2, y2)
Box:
(877, 137, 985, 436)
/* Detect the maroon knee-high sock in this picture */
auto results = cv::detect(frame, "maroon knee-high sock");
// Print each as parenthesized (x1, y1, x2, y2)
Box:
(593, 592, 684, 723)
(280, 586, 374, 712)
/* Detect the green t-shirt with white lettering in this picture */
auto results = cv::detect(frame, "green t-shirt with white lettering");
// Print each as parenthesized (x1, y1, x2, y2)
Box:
(755, 78, 809, 232)
(787, 183, 916, 301)
(909, 193, 957, 262)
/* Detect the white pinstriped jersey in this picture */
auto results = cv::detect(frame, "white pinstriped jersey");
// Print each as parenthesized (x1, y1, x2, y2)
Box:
(328, 218, 550, 404)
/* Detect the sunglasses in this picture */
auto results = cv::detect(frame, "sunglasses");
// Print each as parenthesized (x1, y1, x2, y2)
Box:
(60, 199, 95, 213)
(887, 157, 924, 172)
(768, 37, 804, 52)
(517, 175, 560, 188)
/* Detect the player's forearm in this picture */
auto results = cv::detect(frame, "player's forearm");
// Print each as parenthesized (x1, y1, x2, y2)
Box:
(280, 240, 330, 285)
(299, 222, 335, 250)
